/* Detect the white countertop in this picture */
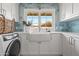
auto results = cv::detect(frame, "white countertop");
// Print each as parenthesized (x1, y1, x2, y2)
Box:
(15, 31, 79, 36)
(15, 31, 79, 34)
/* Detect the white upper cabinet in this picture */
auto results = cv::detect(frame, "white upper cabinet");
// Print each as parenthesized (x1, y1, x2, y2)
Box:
(65, 3, 72, 19)
(0, 4, 1, 9)
(59, 3, 73, 21)
(11, 4, 16, 19)
(59, 3, 79, 22)
(12, 3, 19, 21)
(59, 3, 66, 21)
(2, 3, 12, 19)
(0, 4, 1, 8)
(15, 4, 19, 21)
(73, 3, 79, 15)
(0, 3, 19, 21)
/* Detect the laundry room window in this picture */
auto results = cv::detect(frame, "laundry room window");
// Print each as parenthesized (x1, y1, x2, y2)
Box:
(24, 9, 54, 32)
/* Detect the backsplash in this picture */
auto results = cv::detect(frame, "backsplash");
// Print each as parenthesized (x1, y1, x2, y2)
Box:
(56, 19, 79, 32)
(15, 22, 23, 32)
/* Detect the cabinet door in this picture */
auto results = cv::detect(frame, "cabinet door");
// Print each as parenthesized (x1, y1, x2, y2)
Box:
(59, 3, 66, 21)
(40, 41, 51, 55)
(68, 36, 79, 56)
(40, 39, 62, 56)
(19, 33, 39, 56)
(12, 3, 19, 21)
(11, 4, 16, 19)
(40, 33, 62, 56)
(19, 33, 30, 55)
(73, 3, 79, 15)
(50, 34, 62, 55)
(27, 42, 39, 56)
(21, 40, 39, 56)
(15, 4, 19, 21)
(0, 4, 2, 14)
(72, 38, 79, 56)
(2, 3, 12, 19)
(0, 4, 1, 8)
(65, 3, 72, 19)
(63, 36, 72, 56)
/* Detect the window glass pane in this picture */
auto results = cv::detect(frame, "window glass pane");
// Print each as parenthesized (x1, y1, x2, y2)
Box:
(40, 16, 53, 32)
(46, 16, 52, 22)
(27, 16, 39, 27)
(46, 16, 52, 27)
(41, 16, 52, 27)
(27, 16, 32, 22)
(32, 16, 39, 27)
(27, 16, 39, 32)
(41, 16, 47, 27)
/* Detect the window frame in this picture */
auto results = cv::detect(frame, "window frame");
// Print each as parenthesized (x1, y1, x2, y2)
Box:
(24, 8, 55, 32)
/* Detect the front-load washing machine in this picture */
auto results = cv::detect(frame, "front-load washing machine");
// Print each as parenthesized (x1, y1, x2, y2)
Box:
(0, 33, 21, 56)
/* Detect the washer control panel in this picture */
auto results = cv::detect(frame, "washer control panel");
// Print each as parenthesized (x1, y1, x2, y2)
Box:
(3, 33, 19, 41)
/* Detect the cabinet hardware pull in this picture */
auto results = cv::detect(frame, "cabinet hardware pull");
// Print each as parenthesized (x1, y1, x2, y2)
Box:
(71, 36, 72, 45)
(70, 37, 75, 47)
(69, 37, 71, 44)
(67, 36, 71, 44)
(74, 39, 75, 48)
(70, 36, 72, 45)
(72, 3, 74, 14)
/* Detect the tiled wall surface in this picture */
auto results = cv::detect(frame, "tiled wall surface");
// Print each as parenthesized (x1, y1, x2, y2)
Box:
(56, 19, 79, 32)
(15, 22, 23, 32)
(69, 19, 79, 32)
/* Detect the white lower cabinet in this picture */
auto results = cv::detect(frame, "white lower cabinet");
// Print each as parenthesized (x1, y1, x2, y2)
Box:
(40, 33, 62, 55)
(50, 33, 62, 55)
(20, 33, 62, 56)
(19, 33, 40, 56)
(20, 33, 79, 56)
(21, 40, 39, 55)
(63, 36, 72, 56)
(40, 41, 50, 55)
(40, 40, 62, 56)
(71, 37, 79, 56)
(27, 42, 40, 55)
(63, 34, 79, 56)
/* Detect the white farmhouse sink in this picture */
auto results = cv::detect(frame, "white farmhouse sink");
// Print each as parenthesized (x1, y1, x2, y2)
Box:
(30, 32, 51, 42)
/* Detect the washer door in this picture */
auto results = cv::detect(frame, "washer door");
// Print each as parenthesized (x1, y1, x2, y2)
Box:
(5, 39, 21, 56)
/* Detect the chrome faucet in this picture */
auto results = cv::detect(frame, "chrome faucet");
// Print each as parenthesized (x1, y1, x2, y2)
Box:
(46, 28, 50, 32)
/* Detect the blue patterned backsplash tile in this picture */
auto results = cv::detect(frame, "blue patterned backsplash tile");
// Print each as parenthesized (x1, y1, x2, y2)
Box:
(56, 19, 79, 32)
(15, 22, 23, 32)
